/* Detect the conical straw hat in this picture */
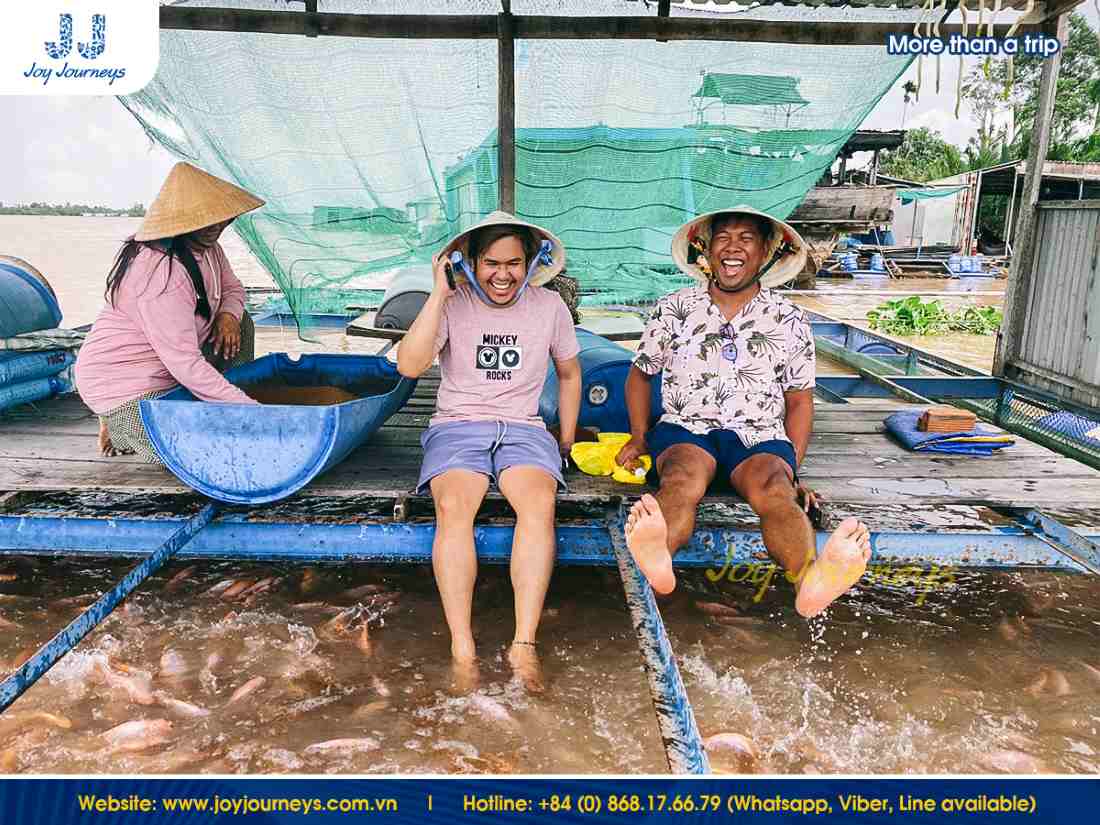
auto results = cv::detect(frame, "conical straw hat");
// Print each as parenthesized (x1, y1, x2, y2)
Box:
(671, 206, 808, 289)
(134, 162, 265, 242)
(441, 211, 565, 287)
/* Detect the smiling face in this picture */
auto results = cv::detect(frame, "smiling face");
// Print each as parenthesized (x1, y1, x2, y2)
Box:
(705, 214, 771, 293)
(474, 234, 527, 306)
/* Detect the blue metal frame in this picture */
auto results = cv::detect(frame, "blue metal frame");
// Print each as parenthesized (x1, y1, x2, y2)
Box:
(1, 513, 1094, 571)
(607, 511, 709, 774)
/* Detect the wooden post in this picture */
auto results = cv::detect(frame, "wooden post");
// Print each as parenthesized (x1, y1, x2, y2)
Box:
(970, 167, 983, 254)
(304, 0, 318, 38)
(498, 4, 516, 214)
(870, 149, 879, 186)
(993, 14, 1068, 377)
(837, 154, 847, 186)
(1003, 165, 1019, 253)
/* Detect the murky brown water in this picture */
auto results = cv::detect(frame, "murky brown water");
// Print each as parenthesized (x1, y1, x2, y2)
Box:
(6, 218, 1092, 776)
(2, 560, 1098, 774)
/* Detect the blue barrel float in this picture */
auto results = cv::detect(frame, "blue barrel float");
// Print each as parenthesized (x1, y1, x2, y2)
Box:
(0, 255, 71, 412)
(140, 353, 416, 504)
(540, 328, 662, 433)
(0, 255, 62, 337)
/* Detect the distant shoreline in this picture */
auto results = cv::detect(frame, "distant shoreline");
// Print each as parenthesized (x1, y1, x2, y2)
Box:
(0, 207, 144, 218)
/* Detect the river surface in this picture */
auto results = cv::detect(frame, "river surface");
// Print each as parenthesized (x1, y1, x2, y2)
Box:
(4, 216, 1098, 776)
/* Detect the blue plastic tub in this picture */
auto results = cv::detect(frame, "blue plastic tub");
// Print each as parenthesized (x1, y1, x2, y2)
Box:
(0, 260, 62, 337)
(540, 329, 662, 433)
(140, 353, 416, 504)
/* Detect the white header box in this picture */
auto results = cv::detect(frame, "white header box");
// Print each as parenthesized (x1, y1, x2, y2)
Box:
(0, 0, 160, 95)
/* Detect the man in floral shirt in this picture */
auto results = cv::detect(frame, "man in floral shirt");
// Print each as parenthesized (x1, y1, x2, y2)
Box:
(616, 207, 871, 618)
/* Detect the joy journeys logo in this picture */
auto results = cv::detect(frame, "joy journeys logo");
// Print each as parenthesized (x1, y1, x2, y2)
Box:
(1, 0, 159, 95)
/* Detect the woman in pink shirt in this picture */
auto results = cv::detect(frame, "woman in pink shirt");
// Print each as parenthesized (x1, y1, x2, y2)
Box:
(397, 212, 581, 692)
(74, 163, 264, 462)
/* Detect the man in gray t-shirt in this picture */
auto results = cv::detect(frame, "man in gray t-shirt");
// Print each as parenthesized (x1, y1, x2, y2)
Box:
(397, 212, 580, 692)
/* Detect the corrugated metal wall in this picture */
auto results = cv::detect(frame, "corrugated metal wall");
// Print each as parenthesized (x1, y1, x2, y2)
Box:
(1011, 202, 1100, 409)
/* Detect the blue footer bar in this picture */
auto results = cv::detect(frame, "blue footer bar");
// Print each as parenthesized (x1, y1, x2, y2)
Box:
(0, 777, 1082, 823)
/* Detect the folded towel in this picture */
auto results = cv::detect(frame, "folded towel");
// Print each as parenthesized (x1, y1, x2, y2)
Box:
(885, 411, 1015, 455)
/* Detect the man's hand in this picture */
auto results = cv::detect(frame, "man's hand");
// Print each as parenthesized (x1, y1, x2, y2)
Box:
(615, 435, 647, 471)
(795, 481, 826, 529)
(558, 439, 575, 471)
(210, 312, 241, 360)
(432, 252, 457, 299)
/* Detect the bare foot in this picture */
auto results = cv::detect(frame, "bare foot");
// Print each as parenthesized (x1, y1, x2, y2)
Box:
(507, 643, 545, 694)
(624, 494, 676, 595)
(98, 419, 117, 457)
(98, 418, 133, 457)
(450, 655, 480, 695)
(794, 517, 870, 618)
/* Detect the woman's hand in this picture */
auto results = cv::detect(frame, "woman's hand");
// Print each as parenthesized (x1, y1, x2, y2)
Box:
(615, 435, 647, 471)
(210, 312, 242, 360)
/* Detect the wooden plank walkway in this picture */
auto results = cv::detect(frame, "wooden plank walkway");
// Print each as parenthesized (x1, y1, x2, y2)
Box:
(3, 371, 1100, 528)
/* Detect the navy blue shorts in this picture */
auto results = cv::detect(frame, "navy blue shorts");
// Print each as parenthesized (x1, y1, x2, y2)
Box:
(645, 422, 797, 481)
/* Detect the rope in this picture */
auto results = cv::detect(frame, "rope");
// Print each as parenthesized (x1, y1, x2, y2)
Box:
(606, 508, 710, 775)
(0, 502, 219, 714)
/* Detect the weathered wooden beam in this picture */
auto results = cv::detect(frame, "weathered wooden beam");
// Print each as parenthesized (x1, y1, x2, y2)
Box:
(159, 7, 498, 38)
(1032, 0, 1086, 24)
(159, 7, 1039, 43)
(993, 13, 1069, 377)
(498, 10, 516, 214)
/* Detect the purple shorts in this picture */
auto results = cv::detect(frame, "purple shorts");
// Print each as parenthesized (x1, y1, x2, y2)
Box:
(416, 420, 566, 495)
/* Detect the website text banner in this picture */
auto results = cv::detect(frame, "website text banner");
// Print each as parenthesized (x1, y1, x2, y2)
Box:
(1, 778, 1098, 823)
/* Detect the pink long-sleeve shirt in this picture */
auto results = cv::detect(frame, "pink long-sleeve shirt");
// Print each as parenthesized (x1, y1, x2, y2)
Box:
(74, 242, 258, 414)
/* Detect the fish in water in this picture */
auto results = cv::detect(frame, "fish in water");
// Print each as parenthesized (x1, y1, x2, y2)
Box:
(356, 623, 371, 656)
(158, 649, 189, 678)
(163, 565, 197, 593)
(227, 676, 267, 705)
(96, 661, 155, 706)
(980, 748, 1049, 774)
(243, 384, 359, 406)
(468, 694, 518, 731)
(304, 738, 380, 756)
(1026, 669, 1073, 698)
(220, 579, 255, 602)
(704, 732, 759, 772)
(300, 568, 322, 595)
(101, 719, 174, 754)
(0, 616, 20, 631)
(694, 601, 742, 618)
(155, 692, 211, 719)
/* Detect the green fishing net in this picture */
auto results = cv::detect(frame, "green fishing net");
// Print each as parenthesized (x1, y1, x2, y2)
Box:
(124, 0, 924, 328)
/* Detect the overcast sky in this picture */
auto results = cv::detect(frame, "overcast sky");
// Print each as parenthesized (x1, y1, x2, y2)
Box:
(1, 5, 1096, 208)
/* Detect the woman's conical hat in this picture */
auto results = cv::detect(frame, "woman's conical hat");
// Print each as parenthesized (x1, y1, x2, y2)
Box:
(671, 206, 808, 289)
(441, 211, 565, 287)
(134, 162, 265, 242)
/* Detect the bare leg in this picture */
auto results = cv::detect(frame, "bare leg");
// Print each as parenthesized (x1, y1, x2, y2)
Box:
(624, 444, 715, 595)
(98, 418, 116, 457)
(732, 455, 870, 617)
(498, 465, 558, 693)
(430, 470, 490, 666)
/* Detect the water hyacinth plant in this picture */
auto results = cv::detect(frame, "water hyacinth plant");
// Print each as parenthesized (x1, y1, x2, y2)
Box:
(866, 297, 1002, 336)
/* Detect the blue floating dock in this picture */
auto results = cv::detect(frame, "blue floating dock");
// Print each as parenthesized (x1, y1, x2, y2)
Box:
(139, 353, 415, 504)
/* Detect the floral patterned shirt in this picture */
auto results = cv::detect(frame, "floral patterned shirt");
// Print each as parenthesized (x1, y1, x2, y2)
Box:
(633, 285, 815, 446)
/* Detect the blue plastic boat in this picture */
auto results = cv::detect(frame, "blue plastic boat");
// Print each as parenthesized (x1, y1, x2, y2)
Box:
(140, 353, 415, 504)
(540, 328, 662, 433)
